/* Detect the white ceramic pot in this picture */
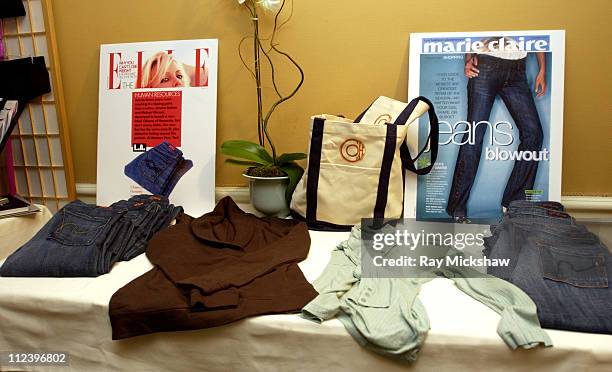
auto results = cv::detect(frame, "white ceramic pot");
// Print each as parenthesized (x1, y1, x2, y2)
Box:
(242, 174, 290, 218)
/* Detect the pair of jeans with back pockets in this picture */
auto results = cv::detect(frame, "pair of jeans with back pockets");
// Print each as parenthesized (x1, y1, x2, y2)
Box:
(446, 55, 544, 218)
(0, 200, 124, 277)
(0, 195, 182, 277)
(124, 142, 193, 197)
(484, 200, 612, 334)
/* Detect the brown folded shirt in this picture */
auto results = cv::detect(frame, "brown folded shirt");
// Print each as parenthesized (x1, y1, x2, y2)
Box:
(109, 197, 317, 339)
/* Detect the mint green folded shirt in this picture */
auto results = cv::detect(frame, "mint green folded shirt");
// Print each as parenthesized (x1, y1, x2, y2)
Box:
(302, 225, 552, 361)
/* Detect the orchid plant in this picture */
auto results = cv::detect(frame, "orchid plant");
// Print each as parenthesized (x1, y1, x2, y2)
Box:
(221, 0, 306, 203)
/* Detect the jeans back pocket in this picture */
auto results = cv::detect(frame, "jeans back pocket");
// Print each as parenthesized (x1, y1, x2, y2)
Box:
(49, 208, 112, 246)
(538, 242, 608, 288)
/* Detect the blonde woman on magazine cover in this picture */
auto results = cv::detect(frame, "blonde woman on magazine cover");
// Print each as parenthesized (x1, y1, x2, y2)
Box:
(140, 51, 208, 88)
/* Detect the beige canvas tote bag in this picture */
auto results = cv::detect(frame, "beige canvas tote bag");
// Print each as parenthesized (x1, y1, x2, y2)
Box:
(290, 96, 439, 230)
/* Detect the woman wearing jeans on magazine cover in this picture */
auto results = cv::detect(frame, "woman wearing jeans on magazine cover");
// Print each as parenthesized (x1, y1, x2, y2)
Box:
(446, 39, 547, 222)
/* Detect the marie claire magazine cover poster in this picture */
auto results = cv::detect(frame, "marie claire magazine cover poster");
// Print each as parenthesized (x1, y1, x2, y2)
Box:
(406, 31, 565, 222)
(97, 39, 218, 216)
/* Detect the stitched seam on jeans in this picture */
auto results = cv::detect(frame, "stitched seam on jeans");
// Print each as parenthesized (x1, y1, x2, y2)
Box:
(538, 246, 608, 288)
(542, 275, 608, 288)
(49, 209, 112, 246)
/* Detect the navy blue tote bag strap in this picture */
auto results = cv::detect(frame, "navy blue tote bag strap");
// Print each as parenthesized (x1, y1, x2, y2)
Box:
(397, 96, 439, 175)
(305, 117, 325, 221)
(373, 123, 397, 219)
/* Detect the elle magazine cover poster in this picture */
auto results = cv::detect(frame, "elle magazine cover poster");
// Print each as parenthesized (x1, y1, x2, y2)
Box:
(97, 39, 218, 216)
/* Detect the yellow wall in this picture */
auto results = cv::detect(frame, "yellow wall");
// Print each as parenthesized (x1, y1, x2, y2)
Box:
(51, 0, 611, 196)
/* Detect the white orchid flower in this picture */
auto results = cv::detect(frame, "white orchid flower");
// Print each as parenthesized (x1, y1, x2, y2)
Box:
(236, 0, 282, 12)
(258, 0, 282, 11)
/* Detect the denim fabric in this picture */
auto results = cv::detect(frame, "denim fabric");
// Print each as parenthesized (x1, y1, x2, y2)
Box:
(447, 55, 544, 218)
(484, 200, 612, 334)
(0, 195, 182, 277)
(161, 159, 194, 196)
(109, 197, 165, 262)
(0, 200, 124, 277)
(124, 142, 193, 197)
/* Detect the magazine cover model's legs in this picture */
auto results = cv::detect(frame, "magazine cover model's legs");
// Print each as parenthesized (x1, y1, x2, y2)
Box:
(498, 64, 543, 207)
(446, 61, 500, 219)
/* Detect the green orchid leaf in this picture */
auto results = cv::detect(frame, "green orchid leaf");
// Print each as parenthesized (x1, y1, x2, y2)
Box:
(221, 140, 274, 165)
(225, 159, 263, 167)
(280, 162, 304, 205)
(277, 152, 307, 165)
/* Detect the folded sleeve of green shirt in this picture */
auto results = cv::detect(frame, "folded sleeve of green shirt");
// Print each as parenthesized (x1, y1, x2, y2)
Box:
(302, 249, 359, 322)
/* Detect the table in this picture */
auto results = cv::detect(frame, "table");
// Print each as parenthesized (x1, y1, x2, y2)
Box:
(0, 205, 52, 260)
(0, 227, 611, 371)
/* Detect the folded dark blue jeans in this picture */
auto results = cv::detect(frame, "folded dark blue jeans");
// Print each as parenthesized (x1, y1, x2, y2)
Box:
(0, 200, 125, 277)
(100, 195, 182, 270)
(0, 195, 182, 277)
(124, 142, 193, 197)
(484, 200, 612, 334)
(109, 196, 182, 261)
(101, 197, 169, 272)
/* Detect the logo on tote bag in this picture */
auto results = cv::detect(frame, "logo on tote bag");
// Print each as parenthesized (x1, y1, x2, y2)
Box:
(340, 139, 366, 162)
(373, 114, 393, 125)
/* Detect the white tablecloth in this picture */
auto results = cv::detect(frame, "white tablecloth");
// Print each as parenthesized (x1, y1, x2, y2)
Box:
(0, 230, 611, 371)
